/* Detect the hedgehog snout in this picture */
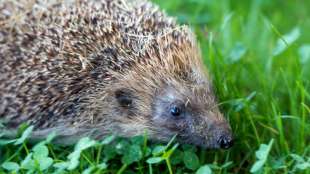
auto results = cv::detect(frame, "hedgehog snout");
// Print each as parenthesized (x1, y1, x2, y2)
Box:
(214, 122, 234, 149)
(217, 133, 234, 149)
(205, 118, 233, 149)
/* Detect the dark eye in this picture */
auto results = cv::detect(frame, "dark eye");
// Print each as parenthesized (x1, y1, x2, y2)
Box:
(115, 89, 132, 107)
(170, 105, 182, 117)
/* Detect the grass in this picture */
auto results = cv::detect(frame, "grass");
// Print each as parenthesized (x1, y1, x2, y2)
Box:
(1, 0, 310, 173)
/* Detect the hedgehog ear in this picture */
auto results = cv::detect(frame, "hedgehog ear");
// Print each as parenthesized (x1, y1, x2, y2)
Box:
(115, 89, 133, 107)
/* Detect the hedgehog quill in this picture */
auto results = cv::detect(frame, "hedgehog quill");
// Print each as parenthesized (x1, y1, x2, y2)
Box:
(0, 0, 233, 149)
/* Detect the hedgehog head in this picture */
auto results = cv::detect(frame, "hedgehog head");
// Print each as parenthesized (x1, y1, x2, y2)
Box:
(101, 28, 233, 149)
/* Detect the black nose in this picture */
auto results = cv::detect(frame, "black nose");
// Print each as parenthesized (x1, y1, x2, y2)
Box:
(217, 135, 233, 149)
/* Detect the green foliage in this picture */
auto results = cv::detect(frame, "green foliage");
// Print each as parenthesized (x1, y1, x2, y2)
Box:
(183, 151, 200, 170)
(250, 139, 274, 173)
(196, 165, 212, 174)
(1, 0, 310, 173)
(290, 154, 310, 172)
(1, 162, 19, 172)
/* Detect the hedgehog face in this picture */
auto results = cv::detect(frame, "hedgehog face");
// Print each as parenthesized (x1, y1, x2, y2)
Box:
(110, 73, 233, 149)
(150, 85, 233, 149)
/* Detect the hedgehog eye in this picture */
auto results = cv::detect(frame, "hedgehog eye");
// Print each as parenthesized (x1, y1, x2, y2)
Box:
(115, 89, 132, 107)
(170, 105, 182, 117)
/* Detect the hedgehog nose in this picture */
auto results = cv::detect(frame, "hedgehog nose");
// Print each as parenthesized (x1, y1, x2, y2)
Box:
(217, 135, 233, 149)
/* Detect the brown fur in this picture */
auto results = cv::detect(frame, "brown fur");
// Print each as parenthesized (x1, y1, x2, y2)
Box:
(0, 0, 232, 148)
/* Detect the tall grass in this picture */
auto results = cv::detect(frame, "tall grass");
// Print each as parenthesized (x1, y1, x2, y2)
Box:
(1, 0, 310, 173)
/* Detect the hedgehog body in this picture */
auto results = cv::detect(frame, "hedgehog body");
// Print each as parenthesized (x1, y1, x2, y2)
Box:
(0, 0, 233, 148)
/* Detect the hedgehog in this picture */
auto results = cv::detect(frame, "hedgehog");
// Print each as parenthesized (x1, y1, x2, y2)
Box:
(0, 0, 233, 149)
